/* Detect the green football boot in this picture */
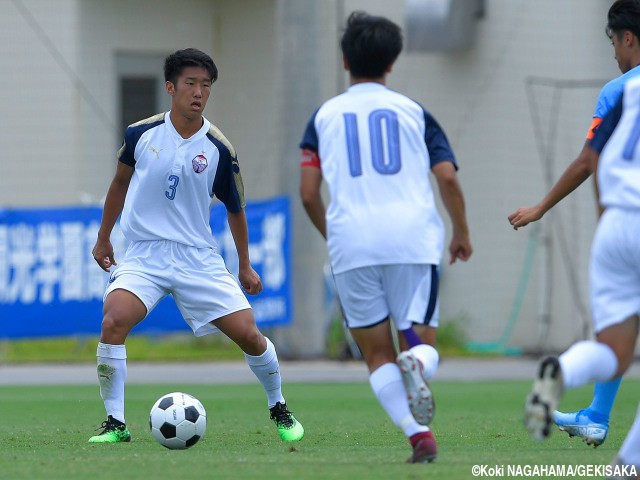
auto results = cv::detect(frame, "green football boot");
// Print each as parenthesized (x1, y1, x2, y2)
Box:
(269, 402, 304, 442)
(88, 415, 131, 443)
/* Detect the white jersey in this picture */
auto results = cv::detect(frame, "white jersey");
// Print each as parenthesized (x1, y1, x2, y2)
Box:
(117, 112, 245, 249)
(588, 76, 640, 332)
(300, 82, 456, 274)
(592, 76, 640, 210)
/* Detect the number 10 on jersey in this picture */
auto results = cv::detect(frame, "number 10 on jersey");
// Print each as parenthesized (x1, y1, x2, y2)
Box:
(343, 109, 401, 177)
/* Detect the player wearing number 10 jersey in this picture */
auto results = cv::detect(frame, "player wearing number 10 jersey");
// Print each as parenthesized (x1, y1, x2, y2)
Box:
(299, 12, 472, 464)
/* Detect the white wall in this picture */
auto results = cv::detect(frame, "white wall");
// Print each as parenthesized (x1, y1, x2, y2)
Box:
(0, 0, 80, 207)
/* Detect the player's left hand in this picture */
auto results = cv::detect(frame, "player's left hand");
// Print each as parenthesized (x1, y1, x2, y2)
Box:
(239, 265, 263, 295)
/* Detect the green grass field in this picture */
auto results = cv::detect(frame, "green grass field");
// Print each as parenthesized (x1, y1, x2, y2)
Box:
(0, 379, 638, 480)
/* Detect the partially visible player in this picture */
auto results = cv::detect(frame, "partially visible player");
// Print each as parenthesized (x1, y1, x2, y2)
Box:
(89, 48, 303, 444)
(525, 75, 640, 475)
(299, 12, 472, 464)
(510, 0, 640, 447)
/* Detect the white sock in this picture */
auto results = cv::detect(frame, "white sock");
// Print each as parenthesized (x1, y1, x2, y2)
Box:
(244, 337, 285, 408)
(409, 344, 439, 380)
(96, 342, 127, 424)
(619, 402, 640, 467)
(369, 363, 429, 438)
(558, 341, 618, 389)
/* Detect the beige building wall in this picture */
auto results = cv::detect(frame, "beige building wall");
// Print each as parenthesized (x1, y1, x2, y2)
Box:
(0, 0, 629, 354)
(0, 0, 80, 207)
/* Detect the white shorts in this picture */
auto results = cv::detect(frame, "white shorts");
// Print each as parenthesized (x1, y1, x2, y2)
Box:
(332, 264, 439, 330)
(590, 208, 640, 333)
(104, 240, 251, 337)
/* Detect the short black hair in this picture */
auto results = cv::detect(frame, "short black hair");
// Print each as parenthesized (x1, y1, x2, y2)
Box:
(163, 48, 218, 86)
(340, 11, 403, 78)
(607, 0, 640, 39)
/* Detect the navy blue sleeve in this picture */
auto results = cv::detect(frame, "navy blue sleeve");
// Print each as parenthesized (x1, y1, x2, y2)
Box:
(117, 128, 137, 167)
(589, 95, 624, 154)
(117, 118, 165, 167)
(299, 109, 320, 151)
(423, 109, 457, 170)
(210, 136, 244, 213)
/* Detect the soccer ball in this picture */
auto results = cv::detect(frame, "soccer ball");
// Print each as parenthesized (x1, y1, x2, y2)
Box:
(149, 391, 207, 449)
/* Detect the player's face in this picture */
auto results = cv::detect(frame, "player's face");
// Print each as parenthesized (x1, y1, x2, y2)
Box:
(167, 66, 212, 119)
(611, 30, 631, 73)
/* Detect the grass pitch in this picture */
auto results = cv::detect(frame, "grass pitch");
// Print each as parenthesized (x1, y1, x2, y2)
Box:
(0, 379, 638, 480)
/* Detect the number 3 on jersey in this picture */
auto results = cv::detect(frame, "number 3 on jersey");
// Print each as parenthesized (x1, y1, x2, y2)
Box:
(343, 109, 401, 177)
(165, 174, 180, 200)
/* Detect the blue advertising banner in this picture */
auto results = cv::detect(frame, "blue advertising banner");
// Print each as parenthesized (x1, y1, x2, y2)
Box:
(0, 197, 292, 338)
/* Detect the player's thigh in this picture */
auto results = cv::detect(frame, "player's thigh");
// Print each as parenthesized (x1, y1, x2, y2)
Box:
(171, 246, 252, 337)
(590, 209, 640, 334)
(332, 266, 389, 328)
(104, 240, 173, 317)
(383, 264, 439, 331)
(103, 265, 169, 342)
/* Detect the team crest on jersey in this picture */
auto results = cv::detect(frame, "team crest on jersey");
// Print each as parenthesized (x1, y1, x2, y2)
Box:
(192, 154, 208, 173)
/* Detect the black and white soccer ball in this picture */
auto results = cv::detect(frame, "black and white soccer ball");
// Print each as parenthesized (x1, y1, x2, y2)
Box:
(149, 391, 207, 449)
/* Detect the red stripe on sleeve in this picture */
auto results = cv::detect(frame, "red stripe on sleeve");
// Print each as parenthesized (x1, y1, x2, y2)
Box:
(300, 149, 321, 168)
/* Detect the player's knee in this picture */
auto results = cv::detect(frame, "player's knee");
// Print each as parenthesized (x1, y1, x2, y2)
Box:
(100, 312, 131, 343)
(236, 328, 265, 355)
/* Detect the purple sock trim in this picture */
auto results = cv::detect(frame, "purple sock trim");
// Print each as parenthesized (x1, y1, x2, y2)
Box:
(401, 328, 422, 348)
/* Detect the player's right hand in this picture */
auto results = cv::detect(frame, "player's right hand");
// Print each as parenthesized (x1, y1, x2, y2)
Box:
(507, 206, 543, 230)
(92, 239, 117, 272)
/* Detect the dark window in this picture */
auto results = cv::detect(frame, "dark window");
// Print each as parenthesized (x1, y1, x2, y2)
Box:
(120, 77, 157, 134)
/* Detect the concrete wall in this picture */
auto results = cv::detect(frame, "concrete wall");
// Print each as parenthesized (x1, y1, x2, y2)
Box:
(0, 0, 629, 354)
(0, 0, 80, 207)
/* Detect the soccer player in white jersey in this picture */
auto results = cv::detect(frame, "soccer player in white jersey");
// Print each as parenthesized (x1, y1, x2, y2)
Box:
(525, 76, 640, 475)
(89, 48, 303, 444)
(511, 0, 640, 447)
(299, 12, 472, 464)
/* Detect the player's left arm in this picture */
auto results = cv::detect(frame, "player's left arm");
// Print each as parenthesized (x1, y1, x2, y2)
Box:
(432, 161, 472, 265)
(227, 209, 262, 295)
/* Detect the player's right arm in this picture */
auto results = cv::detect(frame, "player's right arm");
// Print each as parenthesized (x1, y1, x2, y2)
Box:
(299, 149, 327, 239)
(507, 142, 596, 229)
(507, 77, 626, 230)
(92, 161, 134, 272)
